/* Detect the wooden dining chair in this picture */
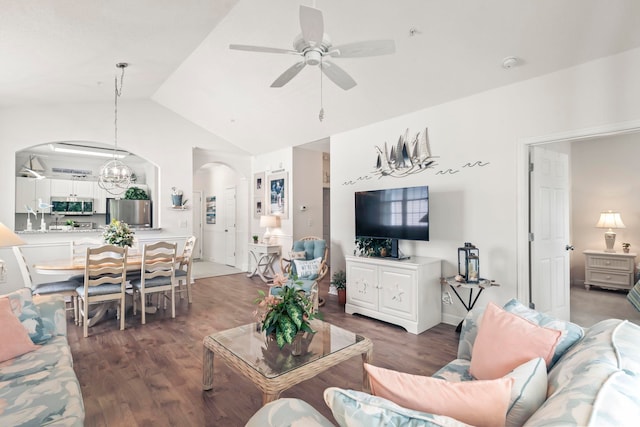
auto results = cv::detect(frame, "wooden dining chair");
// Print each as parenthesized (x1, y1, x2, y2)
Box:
(76, 244, 128, 338)
(68, 237, 104, 282)
(175, 236, 197, 304)
(12, 246, 80, 321)
(130, 241, 177, 325)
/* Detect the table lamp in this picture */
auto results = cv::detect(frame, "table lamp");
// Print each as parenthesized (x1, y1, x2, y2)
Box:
(259, 215, 280, 244)
(0, 223, 26, 283)
(596, 211, 625, 252)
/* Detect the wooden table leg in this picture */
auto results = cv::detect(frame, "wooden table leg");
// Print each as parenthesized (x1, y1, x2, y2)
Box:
(362, 348, 372, 393)
(203, 346, 215, 390)
(262, 391, 281, 406)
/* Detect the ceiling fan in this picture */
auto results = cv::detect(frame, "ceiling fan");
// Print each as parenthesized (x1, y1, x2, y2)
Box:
(229, 5, 395, 90)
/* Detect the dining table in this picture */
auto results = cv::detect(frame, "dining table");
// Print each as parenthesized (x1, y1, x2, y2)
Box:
(34, 254, 184, 327)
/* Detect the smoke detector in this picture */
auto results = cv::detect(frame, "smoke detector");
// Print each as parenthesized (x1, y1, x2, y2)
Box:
(502, 56, 520, 70)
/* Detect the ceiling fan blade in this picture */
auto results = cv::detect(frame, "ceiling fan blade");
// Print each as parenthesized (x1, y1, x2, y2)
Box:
(329, 40, 396, 58)
(300, 5, 324, 46)
(271, 61, 307, 87)
(229, 44, 300, 55)
(321, 61, 357, 90)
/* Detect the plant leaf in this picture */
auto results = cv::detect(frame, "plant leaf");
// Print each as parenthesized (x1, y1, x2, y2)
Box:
(286, 302, 303, 329)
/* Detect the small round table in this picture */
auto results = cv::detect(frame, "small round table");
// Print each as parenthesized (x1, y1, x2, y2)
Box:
(441, 277, 499, 332)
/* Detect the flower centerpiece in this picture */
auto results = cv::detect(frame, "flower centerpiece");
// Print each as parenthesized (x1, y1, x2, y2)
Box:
(254, 274, 316, 348)
(102, 219, 135, 248)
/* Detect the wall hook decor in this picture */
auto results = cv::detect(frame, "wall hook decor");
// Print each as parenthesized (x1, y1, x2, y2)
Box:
(373, 127, 437, 178)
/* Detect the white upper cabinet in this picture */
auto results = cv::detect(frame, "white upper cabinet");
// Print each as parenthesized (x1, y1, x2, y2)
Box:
(50, 179, 94, 198)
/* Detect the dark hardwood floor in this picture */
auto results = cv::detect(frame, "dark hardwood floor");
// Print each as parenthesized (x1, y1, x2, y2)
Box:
(67, 274, 458, 427)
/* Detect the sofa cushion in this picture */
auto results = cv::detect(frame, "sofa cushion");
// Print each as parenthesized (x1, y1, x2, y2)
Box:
(524, 319, 640, 427)
(457, 308, 483, 361)
(4, 287, 53, 344)
(364, 363, 513, 427)
(470, 302, 561, 380)
(324, 387, 473, 427)
(503, 299, 584, 367)
(33, 294, 68, 337)
(433, 358, 547, 427)
(0, 364, 84, 427)
(0, 336, 73, 382)
(0, 297, 40, 363)
(245, 398, 335, 427)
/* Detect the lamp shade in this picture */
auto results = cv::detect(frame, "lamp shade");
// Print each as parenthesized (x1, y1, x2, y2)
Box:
(260, 215, 280, 228)
(0, 223, 26, 247)
(596, 211, 626, 229)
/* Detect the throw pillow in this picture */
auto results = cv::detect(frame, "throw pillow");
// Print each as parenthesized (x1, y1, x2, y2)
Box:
(470, 302, 561, 380)
(293, 257, 322, 280)
(364, 363, 513, 427)
(5, 287, 53, 344)
(0, 297, 40, 362)
(324, 387, 473, 427)
(503, 299, 584, 367)
(290, 250, 307, 260)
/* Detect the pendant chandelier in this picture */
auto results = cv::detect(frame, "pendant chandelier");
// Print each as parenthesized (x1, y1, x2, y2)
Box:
(98, 62, 132, 196)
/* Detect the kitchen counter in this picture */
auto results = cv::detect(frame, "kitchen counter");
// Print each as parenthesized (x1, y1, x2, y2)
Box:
(16, 227, 162, 234)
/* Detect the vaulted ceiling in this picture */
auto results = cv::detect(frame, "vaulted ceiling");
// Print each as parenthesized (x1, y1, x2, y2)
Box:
(3, 0, 640, 154)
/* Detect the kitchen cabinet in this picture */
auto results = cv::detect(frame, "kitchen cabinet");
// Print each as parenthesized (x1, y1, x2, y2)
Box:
(583, 250, 636, 291)
(345, 255, 441, 334)
(50, 179, 94, 198)
(93, 182, 109, 214)
(15, 177, 51, 213)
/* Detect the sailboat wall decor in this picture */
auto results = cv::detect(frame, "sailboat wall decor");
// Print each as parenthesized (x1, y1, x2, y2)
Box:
(373, 128, 437, 178)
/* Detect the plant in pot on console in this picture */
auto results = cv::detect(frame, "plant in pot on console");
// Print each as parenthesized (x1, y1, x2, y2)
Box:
(355, 237, 393, 257)
(252, 235, 259, 243)
(331, 270, 347, 305)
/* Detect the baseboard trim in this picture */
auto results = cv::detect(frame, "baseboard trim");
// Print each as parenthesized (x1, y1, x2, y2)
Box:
(441, 312, 462, 327)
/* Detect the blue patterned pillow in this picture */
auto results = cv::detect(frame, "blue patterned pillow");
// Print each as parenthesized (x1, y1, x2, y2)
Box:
(324, 387, 471, 427)
(4, 288, 53, 344)
(503, 299, 584, 367)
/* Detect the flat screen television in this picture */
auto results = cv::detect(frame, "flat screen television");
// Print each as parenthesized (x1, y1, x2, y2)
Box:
(355, 186, 429, 242)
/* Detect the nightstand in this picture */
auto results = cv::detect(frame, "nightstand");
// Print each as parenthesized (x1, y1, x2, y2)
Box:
(583, 250, 637, 291)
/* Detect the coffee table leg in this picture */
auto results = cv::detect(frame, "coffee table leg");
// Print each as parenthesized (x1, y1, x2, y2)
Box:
(203, 346, 214, 390)
(362, 349, 372, 393)
(262, 391, 281, 406)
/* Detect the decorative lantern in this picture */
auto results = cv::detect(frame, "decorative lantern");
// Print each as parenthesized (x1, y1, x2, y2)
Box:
(458, 242, 480, 283)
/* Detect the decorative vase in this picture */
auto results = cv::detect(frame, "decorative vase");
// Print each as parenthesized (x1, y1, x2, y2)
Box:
(171, 194, 183, 207)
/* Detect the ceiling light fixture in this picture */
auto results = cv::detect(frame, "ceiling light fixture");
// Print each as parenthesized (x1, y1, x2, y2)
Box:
(98, 63, 133, 196)
(50, 144, 127, 159)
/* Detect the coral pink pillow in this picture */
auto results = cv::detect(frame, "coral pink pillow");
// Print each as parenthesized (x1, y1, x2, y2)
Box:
(470, 302, 561, 380)
(365, 363, 513, 427)
(0, 297, 40, 362)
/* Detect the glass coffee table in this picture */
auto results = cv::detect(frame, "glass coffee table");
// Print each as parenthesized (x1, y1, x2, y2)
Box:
(202, 319, 373, 405)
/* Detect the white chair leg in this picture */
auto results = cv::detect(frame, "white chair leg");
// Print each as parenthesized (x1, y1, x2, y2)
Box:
(171, 286, 175, 318)
(119, 298, 125, 331)
(141, 292, 146, 325)
(83, 299, 89, 338)
(187, 278, 192, 304)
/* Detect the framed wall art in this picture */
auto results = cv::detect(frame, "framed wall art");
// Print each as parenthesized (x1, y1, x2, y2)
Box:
(267, 171, 288, 219)
(254, 171, 265, 219)
(206, 196, 216, 224)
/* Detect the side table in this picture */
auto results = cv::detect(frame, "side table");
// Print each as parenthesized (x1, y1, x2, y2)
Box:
(441, 277, 499, 333)
(247, 243, 281, 283)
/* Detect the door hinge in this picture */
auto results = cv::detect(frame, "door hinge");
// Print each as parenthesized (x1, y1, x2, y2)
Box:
(529, 162, 534, 172)
(528, 233, 534, 242)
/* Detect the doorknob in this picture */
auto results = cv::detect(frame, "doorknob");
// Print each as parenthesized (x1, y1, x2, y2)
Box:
(565, 245, 574, 251)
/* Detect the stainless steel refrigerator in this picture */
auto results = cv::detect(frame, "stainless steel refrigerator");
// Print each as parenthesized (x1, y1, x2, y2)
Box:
(106, 199, 152, 228)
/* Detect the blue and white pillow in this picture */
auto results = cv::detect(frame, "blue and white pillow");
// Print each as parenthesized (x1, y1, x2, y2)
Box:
(4, 288, 53, 344)
(293, 257, 322, 280)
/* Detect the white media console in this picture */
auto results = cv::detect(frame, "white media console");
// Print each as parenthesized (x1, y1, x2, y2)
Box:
(344, 255, 442, 334)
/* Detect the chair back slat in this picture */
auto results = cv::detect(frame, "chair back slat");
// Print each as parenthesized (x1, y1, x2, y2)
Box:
(141, 241, 177, 283)
(84, 245, 127, 288)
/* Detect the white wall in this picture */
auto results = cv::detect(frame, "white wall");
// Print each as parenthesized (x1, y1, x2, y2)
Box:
(292, 147, 324, 240)
(570, 132, 640, 284)
(331, 47, 640, 326)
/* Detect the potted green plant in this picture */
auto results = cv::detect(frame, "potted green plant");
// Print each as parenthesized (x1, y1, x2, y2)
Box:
(103, 219, 135, 248)
(252, 235, 259, 243)
(254, 279, 316, 349)
(124, 186, 149, 200)
(355, 237, 393, 257)
(331, 270, 347, 305)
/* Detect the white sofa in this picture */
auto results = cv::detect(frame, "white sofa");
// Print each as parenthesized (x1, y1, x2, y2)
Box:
(246, 299, 640, 427)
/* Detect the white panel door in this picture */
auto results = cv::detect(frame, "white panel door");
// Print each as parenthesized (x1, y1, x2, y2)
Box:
(530, 146, 571, 320)
(224, 187, 236, 266)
